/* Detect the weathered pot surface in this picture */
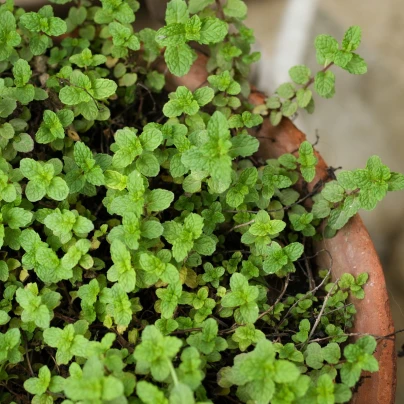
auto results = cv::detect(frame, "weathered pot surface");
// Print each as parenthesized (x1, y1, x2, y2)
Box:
(166, 55, 397, 404)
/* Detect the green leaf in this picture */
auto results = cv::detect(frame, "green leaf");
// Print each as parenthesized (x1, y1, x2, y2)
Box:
(70, 48, 107, 68)
(13, 59, 31, 87)
(223, 0, 248, 19)
(296, 88, 312, 108)
(343, 53, 367, 75)
(193, 87, 214, 106)
(199, 18, 228, 44)
(188, 0, 215, 14)
(289, 65, 311, 85)
(314, 70, 335, 98)
(165, 0, 189, 24)
(108, 240, 136, 292)
(322, 181, 345, 202)
(182, 111, 232, 193)
(133, 325, 182, 381)
(146, 189, 175, 212)
(112, 127, 142, 169)
(0, 98, 17, 118)
(322, 342, 341, 364)
(333, 50, 353, 68)
(281, 100, 298, 117)
(342, 26, 362, 52)
(23, 365, 51, 395)
(170, 383, 195, 404)
(297, 141, 317, 182)
(314, 34, 338, 62)
(276, 83, 295, 99)
(270, 110, 282, 126)
(164, 43, 195, 77)
(137, 381, 168, 404)
(388, 172, 404, 191)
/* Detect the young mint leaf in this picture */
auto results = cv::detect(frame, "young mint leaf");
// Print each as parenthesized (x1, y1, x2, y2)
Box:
(43, 323, 89, 365)
(20, 158, 69, 202)
(94, 0, 135, 24)
(342, 26, 362, 52)
(314, 34, 338, 63)
(107, 240, 136, 292)
(70, 48, 107, 68)
(23, 365, 51, 396)
(136, 381, 168, 404)
(16, 283, 54, 329)
(13, 59, 31, 87)
(250, 210, 286, 236)
(182, 111, 232, 193)
(340, 336, 378, 387)
(0, 328, 22, 364)
(297, 141, 317, 182)
(165, 0, 189, 24)
(111, 127, 142, 168)
(163, 213, 204, 262)
(133, 325, 182, 381)
(289, 65, 311, 85)
(187, 318, 227, 355)
(0, 11, 21, 61)
(164, 43, 195, 77)
(156, 281, 182, 319)
(221, 273, 259, 324)
(36, 109, 74, 144)
(223, 0, 248, 19)
(44, 209, 94, 244)
(232, 323, 265, 351)
(314, 70, 335, 98)
(109, 22, 140, 57)
(227, 340, 300, 403)
(343, 53, 367, 75)
(20, 6, 67, 37)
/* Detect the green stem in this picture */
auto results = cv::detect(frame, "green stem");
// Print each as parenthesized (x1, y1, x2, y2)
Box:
(167, 359, 179, 386)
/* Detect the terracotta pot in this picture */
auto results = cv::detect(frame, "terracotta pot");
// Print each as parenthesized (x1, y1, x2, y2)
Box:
(164, 55, 397, 404)
(254, 111, 397, 404)
(15, 0, 47, 9)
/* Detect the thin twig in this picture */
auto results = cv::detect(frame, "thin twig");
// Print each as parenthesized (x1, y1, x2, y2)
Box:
(170, 327, 202, 335)
(304, 328, 404, 346)
(322, 303, 354, 317)
(305, 277, 340, 347)
(215, 0, 225, 19)
(23, 335, 34, 377)
(257, 274, 290, 321)
(278, 250, 333, 328)
(303, 238, 316, 290)
(228, 219, 255, 233)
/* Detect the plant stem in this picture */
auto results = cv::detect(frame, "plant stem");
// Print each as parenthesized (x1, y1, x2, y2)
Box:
(257, 274, 290, 321)
(167, 359, 179, 386)
(215, 0, 225, 20)
(300, 62, 334, 93)
(304, 277, 340, 348)
(228, 219, 255, 233)
(278, 254, 333, 328)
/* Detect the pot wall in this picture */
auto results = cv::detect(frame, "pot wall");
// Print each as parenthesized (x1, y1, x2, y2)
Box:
(15, 0, 47, 8)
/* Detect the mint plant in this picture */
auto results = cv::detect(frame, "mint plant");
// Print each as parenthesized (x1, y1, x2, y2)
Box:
(0, 1, 401, 403)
